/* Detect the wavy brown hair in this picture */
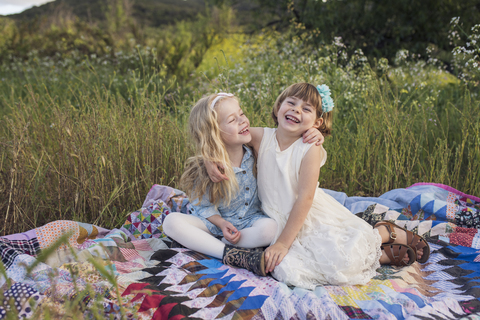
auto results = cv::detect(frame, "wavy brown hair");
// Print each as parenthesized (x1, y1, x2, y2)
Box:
(271, 83, 333, 137)
(180, 94, 239, 207)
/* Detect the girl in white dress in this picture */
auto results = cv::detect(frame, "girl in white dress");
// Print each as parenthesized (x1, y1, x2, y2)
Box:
(208, 83, 429, 289)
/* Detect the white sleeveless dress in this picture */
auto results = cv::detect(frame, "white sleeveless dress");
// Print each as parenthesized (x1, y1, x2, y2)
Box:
(257, 128, 382, 290)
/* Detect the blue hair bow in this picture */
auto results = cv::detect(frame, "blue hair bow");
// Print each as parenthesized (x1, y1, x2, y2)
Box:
(316, 84, 334, 113)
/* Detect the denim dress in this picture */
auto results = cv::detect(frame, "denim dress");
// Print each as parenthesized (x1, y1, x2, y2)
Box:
(191, 145, 267, 237)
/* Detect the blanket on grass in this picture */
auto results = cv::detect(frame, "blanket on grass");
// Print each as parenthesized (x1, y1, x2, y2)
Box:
(1, 183, 480, 319)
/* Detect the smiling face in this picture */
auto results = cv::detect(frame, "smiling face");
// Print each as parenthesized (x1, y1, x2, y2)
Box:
(276, 96, 322, 136)
(214, 98, 251, 148)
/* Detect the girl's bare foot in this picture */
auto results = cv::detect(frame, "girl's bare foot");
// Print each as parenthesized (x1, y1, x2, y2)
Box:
(379, 243, 416, 266)
(375, 224, 424, 261)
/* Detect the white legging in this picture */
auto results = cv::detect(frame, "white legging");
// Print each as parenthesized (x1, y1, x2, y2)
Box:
(163, 212, 278, 259)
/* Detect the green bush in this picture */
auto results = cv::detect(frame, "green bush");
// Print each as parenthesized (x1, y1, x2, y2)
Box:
(254, 0, 480, 63)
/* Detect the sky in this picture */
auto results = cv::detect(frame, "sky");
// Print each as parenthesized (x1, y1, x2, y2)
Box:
(0, 0, 54, 15)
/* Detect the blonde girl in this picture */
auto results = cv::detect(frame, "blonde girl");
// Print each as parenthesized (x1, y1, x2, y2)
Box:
(163, 93, 278, 276)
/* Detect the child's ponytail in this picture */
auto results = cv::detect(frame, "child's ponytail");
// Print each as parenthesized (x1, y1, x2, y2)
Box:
(318, 110, 333, 137)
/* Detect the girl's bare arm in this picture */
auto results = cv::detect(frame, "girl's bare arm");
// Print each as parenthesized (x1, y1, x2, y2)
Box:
(247, 127, 264, 155)
(264, 145, 324, 273)
(249, 127, 322, 153)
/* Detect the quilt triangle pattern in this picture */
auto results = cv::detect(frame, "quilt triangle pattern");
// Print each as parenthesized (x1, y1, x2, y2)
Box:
(122, 249, 271, 319)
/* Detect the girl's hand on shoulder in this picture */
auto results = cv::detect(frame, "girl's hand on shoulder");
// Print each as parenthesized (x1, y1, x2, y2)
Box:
(302, 128, 324, 146)
(221, 221, 241, 244)
(205, 160, 229, 182)
(264, 242, 289, 273)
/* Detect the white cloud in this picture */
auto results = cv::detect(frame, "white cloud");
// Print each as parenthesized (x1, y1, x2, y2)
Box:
(0, 0, 54, 15)
(0, 0, 52, 6)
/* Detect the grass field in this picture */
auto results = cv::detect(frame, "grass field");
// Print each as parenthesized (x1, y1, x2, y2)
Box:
(1, 28, 479, 236)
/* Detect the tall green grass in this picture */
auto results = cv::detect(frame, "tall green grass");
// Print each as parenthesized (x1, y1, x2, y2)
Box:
(1, 31, 479, 236)
(0, 67, 191, 235)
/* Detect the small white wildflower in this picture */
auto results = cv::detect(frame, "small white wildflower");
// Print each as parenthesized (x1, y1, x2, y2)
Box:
(451, 17, 460, 25)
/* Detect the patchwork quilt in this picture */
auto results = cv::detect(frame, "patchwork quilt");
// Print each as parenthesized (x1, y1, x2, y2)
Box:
(1, 183, 480, 319)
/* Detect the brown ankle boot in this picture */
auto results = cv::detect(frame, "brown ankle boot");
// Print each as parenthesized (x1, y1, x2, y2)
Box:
(222, 245, 267, 277)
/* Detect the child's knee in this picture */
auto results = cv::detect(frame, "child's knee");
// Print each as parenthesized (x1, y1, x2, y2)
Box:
(162, 212, 181, 236)
(255, 218, 278, 243)
(265, 219, 278, 241)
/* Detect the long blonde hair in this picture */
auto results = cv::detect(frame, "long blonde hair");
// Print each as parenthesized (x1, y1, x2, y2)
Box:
(180, 94, 239, 207)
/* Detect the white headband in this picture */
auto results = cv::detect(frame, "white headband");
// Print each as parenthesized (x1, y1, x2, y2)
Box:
(210, 93, 234, 110)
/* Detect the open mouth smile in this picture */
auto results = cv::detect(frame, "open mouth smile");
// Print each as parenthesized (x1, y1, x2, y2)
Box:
(239, 127, 250, 135)
(285, 115, 300, 123)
